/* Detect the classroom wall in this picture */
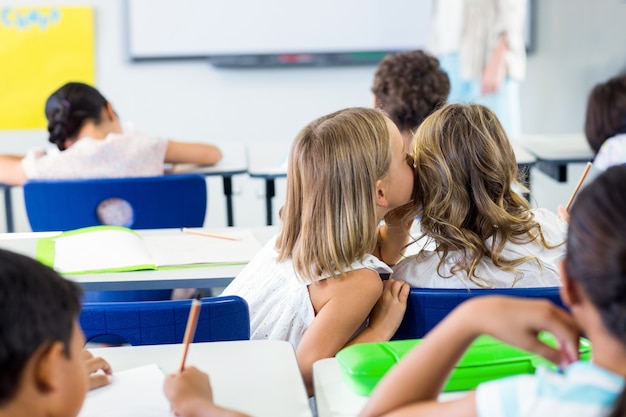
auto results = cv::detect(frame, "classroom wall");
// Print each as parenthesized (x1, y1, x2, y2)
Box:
(1, 0, 625, 231)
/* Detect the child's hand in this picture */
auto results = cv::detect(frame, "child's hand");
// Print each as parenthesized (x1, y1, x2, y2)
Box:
(465, 296, 580, 368)
(82, 349, 112, 390)
(164, 367, 250, 417)
(368, 278, 410, 339)
(164, 366, 214, 414)
(383, 201, 416, 229)
(557, 205, 570, 223)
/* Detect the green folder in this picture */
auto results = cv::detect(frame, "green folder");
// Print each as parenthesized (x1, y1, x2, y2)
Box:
(336, 333, 592, 396)
(35, 225, 262, 275)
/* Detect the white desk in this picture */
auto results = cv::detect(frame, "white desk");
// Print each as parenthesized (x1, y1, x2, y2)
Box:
(513, 134, 594, 182)
(170, 143, 248, 226)
(87, 340, 312, 417)
(247, 143, 289, 226)
(313, 357, 467, 417)
(314, 358, 369, 417)
(0, 227, 277, 291)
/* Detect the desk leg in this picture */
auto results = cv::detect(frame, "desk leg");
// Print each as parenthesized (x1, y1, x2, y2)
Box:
(3, 187, 14, 233)
(265, 179, 275, 226)
(222, 176, 234, 227)
(536, 161, 568, 183)
(518, 164, 532, 202)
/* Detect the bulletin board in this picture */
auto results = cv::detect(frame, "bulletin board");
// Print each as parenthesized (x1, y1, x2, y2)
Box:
(0, 6, 95, 129)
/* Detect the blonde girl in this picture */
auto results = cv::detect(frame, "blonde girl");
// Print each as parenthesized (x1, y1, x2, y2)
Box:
(222, 107, 414, 394)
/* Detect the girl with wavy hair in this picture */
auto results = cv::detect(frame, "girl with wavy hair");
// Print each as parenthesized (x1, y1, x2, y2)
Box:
(393, 103, 566, 288)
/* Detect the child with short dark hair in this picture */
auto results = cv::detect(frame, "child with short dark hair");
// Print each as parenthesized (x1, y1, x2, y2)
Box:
(0, 249, 111, 417)
(371, 50, 450, 151)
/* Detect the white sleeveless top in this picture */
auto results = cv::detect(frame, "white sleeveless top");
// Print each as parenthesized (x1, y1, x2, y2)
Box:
(221, 235, 392, 349)
(392, 209, 567, 288)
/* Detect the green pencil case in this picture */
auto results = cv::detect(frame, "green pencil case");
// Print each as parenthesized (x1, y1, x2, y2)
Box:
(336, 333, 592, 396)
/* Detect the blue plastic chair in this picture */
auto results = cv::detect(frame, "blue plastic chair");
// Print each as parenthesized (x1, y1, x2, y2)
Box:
(23, 174, 207, 231)
(23, 174, 208, 302)
(392, 286, 565, 340)
(80, 295, 250, 346)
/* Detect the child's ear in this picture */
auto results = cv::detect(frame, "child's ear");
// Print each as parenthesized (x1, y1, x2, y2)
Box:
(104, 101, 117, 121)
(33, 342, 65, 393)
(375, 179, 390, 208)
(559, 259, 582, 307)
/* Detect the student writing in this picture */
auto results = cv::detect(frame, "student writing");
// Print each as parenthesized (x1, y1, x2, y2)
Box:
(0, 248, 111, 417)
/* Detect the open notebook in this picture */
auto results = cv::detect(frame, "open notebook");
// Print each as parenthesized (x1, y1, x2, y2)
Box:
(78, 364, 170, 417)
(36, 225, 264, 274)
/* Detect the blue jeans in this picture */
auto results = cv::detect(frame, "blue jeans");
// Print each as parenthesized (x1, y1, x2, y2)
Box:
(438, 53, 522, 139)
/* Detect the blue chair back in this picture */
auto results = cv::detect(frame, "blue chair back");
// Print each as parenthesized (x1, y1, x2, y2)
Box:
(23, 174, 207, 231)
(80, 295, 250, 345)
(392, 286, 565, 340)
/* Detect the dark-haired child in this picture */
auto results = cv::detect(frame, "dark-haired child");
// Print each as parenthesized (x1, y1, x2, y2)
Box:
(0, 249, 111, 417)
(0, 81, 222, 186)
(585, 74, 626, 170)
(371, 49, 450, 152)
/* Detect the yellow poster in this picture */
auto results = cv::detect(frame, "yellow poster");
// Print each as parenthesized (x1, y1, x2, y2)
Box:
(0, 6, 94, 129)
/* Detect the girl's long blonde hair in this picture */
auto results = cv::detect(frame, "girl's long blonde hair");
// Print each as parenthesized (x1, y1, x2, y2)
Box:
(413, 104, 559, 287)
(276, 107, 393, 283)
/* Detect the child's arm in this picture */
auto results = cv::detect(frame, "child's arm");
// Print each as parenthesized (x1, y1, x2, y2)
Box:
(165, 141, 223, 166)
(359, 296, 580, 417)
(164, 366, 249, 417)
(300, 272, 409, 395)
(0, 154, 27, 185)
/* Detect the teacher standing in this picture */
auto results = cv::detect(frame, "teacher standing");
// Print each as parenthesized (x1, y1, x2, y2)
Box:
(429, 0, 527, 138)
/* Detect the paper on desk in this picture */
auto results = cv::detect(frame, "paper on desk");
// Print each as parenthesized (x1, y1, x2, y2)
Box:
(143, 229, 263, 267)
(78, 364, 170, 417)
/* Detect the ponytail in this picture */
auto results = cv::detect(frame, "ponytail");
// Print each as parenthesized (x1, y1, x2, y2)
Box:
(44, 82, 107, 150)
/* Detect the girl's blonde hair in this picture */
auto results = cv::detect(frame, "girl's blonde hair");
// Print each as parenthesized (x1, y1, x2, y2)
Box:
(413, 103, 558, 287)
(276, 107, 393, 283)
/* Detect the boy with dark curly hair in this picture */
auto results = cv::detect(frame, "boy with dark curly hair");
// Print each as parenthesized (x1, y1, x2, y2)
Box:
(372, 50, 450, 150)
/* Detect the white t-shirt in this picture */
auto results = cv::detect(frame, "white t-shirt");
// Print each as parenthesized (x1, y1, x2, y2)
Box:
(475, 362, 625, 417)
(392, 209, 566, 288)
(21, 132, 169, 179)
(221, 235, 393, 349)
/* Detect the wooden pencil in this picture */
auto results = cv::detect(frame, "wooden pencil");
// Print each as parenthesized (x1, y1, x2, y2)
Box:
(178, 293, 202, 372)
(182, 227, 239, 241)
(565, 162, 593, 211)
